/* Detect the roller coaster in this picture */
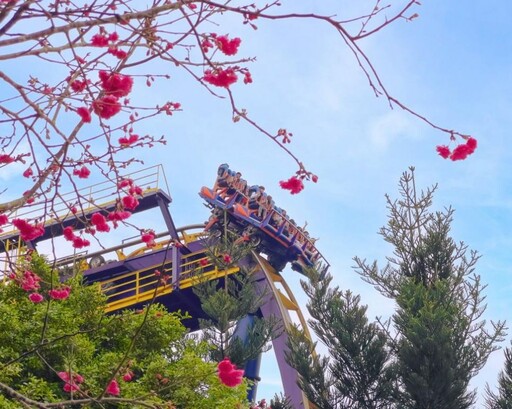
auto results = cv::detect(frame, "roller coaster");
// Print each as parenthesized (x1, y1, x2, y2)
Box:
(0, 165, 328, 409)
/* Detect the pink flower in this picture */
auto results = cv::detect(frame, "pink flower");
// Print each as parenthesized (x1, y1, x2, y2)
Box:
(118, 134, 139, 146)
(59, 371, 84, 392)
(141, 230, 156, 247)
(96, 223, 110, 232)
(243, 71, 253, 84)
(72, 237, 90, 249)
(204, 68, 238, 88)
(450, 144, 471, 161)
(106, 379, 120, 396)
(122, 371, 134, 382)
(0, 154, 14, 164)
(0, 214, 8, 225)
(70, 79, 87, 93)
(118, 178, 133, 188)
(129, 185, 143, 196)
(201, 37, 214, 53)
(91, 213, 107, 226)
(217, 358, 244, 387)
(114, 49, 127, 59)
(223, 254, 232, 264)
(21, 270, 41, 292)
(49, 287, 71, 300)
(99, 71, 133, 98)
(436, 145, 451, 159)
(12, 219, 45, 241)
(122, 195, 139, 210)
(93, 96, 122, 119)
(199, 258, 208, 267)
(29, 293, 44, 303)
(23, 167, 33, 178)
(91, 33, 109, 47)
(446, 137, 478, 161)
(216, 35, 242, 56)
(108, 210, 131, 222)
(63, 226, 75, 240)
(466, 137, 478, 154)
(73, 166, 91, 179)
(311, 174, 318, 183)
(77, 107, 92, 123)
(279, 176, 304, 195)
(91, 213, 110, 232)
(58, 371, 71, 382)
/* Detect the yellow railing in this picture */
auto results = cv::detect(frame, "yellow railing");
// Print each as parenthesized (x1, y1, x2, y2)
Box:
(102, 247, 239, 313)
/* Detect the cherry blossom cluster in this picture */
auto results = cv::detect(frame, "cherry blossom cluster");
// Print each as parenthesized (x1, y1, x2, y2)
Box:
(203, 66, 253, 88)
(63, 226, 91, 249)
(141, 230, 156, 247)
(91, 31, 128, 59)
(74, 41, 134, 123)
(12, 218, 45, 241)
(60, 179, 145, 249)
(58, 371, 85, 393)
(8, 269, 71, 303)
(106, 379, 121, 396)
(154, 269, 172, 287)
(58, 372, 121, 395)
(201, 33, 242, 56)
(73, 166, 91, 179)
(217, 358, 244, 387)
(436, 137, 478, 161)
(279, 165, 319, 195)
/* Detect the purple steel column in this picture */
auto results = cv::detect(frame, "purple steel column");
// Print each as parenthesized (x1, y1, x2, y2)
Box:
(171, 245, 181, 289)
(246, 264, 307, 409)
(156, 193, 179, 240)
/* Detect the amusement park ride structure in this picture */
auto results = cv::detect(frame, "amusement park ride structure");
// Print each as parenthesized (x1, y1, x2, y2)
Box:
(0, 166, 329, 409)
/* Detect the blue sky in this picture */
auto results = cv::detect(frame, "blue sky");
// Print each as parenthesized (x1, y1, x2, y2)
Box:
(157, 1, 512, 402)
(2, 0, 512, 405)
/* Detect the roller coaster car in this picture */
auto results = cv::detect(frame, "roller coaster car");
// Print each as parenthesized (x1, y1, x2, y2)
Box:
(199, 187, 317, 273)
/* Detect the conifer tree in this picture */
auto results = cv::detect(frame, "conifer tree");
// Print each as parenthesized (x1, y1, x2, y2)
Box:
(354, 167, 506, 408)
(288, 168, 506, 408)
(286, 269, 396, 409)
(486, 344, 512, 409)
(193, 226, 278, 368)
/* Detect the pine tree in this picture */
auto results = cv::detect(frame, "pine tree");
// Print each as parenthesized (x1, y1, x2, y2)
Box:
(287, 168, 506, 409)
(286, 269, 396, 409)
(193, 226, 279, 368)
(354, 167, 506, 408)
(486, 344, 512, 409)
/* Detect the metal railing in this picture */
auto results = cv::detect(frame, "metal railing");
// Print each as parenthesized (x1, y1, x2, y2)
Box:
(101, 246, 239, 313)
(0, 165, 169, 239)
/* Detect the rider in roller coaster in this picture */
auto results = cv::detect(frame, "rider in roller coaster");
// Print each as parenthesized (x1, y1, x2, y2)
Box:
(203, 164, 322, 270)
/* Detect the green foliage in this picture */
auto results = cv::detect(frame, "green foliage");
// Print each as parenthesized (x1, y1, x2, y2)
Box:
(486, 345, 512, 409)
(287, 268, 395, 409)
(193, 225, 278, 368)
(395, 279, 475, 408)
(288, 168, 506, 409)
(0, 254, 248, 408)
(354, 168, 506, 408)
(269, 392, 293, 409)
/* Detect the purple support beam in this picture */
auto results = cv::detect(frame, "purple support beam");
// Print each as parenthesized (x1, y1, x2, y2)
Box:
(250, 267, 308, 409)
(157, 193, 179, 240)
